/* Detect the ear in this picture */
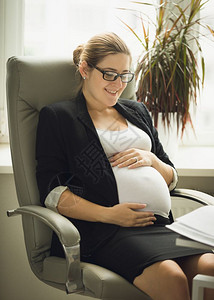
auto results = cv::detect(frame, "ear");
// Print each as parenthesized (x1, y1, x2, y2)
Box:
(79, 61, 89, 79)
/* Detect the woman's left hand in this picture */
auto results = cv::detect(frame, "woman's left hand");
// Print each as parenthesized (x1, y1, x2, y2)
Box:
(109, 148, 155, 169)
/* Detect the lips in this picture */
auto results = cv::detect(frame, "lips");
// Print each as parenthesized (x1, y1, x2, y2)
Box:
(105, 88, 118, 94)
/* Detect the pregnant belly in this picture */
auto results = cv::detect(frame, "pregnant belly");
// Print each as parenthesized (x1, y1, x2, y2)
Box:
(113, 166, 171, 218)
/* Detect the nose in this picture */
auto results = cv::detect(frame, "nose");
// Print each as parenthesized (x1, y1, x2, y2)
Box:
(113, 76, 124, 88)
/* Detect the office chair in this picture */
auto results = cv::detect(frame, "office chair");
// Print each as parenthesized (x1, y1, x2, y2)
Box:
(6, 56, 214, 300)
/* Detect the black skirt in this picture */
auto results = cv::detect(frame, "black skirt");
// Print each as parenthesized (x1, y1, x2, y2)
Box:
(82, 215, 212, 283)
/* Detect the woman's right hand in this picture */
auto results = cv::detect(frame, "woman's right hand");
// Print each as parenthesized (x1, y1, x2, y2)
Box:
(105, 203, 157, 227)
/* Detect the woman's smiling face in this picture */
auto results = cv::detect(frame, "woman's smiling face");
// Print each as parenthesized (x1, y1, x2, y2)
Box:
(81, 53, 131, 111)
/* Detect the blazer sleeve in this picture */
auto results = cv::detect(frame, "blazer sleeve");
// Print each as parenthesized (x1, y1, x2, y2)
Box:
(36, 105, 72, 205)
(139, 103, 178, 190)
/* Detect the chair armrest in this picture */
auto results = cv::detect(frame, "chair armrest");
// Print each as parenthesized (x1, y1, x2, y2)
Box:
(7, 205, 80, 246)
(171, 188, 214, 206)
(7, 205, 83, 293)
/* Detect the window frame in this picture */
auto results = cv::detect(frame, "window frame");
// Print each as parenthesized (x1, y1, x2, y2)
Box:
(0, 0, 24, 143)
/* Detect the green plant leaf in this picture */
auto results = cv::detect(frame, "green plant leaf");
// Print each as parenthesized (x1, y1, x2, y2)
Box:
(119, 0, 214, 135)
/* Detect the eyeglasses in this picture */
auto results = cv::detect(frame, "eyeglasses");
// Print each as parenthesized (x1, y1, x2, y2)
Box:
(90, 65, 134, 83)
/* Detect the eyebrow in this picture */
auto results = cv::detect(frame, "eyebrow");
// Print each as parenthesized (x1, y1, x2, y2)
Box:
(102, 67, 131, 73)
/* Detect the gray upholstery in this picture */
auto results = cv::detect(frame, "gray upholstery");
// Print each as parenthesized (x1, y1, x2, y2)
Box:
(6, 56, 149, 299)
(6, 56, 214, 299)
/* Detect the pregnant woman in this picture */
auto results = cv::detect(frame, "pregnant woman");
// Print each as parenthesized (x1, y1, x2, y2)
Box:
(36, 32, 214, 300)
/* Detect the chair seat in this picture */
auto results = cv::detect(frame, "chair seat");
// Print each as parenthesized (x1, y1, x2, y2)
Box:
(43, 257, 151, 300)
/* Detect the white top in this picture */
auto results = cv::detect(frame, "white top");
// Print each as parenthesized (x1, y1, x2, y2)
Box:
(45, 120, 177, 217)
(96, 121, 173, 218)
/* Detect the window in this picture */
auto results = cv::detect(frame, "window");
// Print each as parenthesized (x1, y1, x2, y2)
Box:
(0, 0, 24, 142)
(1, 0, 214, 145)
(24, 0, 143, 59)
(181, 0, 214, 145)
(1, 0, 144, 142)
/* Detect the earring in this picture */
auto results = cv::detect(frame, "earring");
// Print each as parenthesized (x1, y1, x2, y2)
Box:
(83, 76, 86, 80)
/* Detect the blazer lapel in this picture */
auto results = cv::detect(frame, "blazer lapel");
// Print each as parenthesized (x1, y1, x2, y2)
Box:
(76, 93, 96, 133)
(75, 93, 119, 204)
(76, 94, 156, 152)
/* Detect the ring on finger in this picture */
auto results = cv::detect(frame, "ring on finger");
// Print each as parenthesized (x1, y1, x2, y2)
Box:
(133, 156, 138, 163)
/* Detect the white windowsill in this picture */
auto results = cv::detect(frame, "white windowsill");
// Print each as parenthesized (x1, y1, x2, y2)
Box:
(173, 146, 214, 177)
(0, 143, 214, 177)
(0, 143, 13, 174)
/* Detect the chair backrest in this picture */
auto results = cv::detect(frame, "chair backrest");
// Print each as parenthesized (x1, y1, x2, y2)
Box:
(6, 56, 136, 278)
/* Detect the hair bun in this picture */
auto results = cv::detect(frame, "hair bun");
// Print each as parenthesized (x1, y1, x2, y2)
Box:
(73, 44, 84, 67)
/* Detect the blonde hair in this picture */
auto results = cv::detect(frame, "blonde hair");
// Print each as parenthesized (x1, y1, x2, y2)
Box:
(73, 32, 131, 93)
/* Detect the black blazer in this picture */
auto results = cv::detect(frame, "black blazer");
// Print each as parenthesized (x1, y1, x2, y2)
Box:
(36, 92, 175, 256)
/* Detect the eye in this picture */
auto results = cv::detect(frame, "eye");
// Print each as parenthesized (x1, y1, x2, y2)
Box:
(104, 71, 117, 80)
(121, 73, 134, 82)
(121, 73, 130, 80)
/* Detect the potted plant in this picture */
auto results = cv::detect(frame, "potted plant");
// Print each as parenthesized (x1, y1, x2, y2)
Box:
(121, 0, 214, 136)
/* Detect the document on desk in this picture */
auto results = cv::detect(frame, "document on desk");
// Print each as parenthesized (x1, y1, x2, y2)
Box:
(166, 205, 214, 248)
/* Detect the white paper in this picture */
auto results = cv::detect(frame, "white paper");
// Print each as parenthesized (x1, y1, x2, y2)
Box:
(166, 206, 214, 247)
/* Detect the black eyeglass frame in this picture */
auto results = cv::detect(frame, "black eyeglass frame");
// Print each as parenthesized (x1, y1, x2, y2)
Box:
(89, 64, 135, 83)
